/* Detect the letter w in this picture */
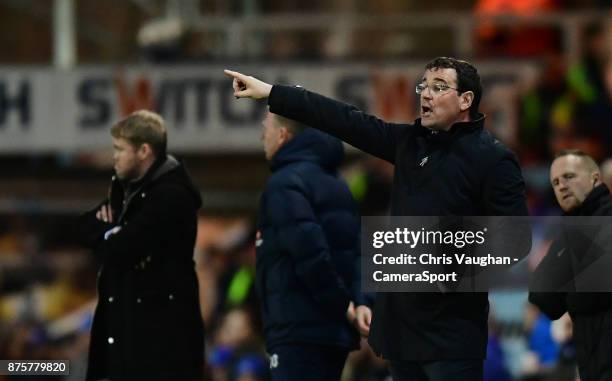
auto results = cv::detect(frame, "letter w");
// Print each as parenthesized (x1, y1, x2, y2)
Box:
(114, 73, 156, 116)
(371, 72, 416, 123)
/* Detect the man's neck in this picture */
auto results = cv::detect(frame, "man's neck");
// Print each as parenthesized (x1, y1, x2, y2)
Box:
(129, 157, 156, 184)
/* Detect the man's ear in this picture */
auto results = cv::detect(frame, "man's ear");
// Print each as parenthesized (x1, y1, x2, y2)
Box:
(138, 143, 153, 160)
(460, 91, 474, 112)
(279, 127, 292, 144)
(593, 171, 601, 186)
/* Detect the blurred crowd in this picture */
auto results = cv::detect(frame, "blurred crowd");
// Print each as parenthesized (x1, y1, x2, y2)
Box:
(0, 214, 590, 381)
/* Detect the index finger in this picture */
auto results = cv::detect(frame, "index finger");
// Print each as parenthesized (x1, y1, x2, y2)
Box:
(106, 205, 114, 222)
(223, 69, 248, 81)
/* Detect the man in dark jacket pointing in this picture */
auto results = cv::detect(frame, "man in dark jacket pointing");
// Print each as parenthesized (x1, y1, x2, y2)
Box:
(225, 57, 528, 381)
(78, 110, 204, 381)
(256, 111, 363, 381)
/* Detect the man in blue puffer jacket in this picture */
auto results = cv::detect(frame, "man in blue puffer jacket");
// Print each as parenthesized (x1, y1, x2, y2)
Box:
(255, 110, 365, 381)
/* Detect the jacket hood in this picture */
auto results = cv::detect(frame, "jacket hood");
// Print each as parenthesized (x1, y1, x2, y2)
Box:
(117, 155, 202, 210)
(269, 128, 345, 172)
(154, 155, 202, 209)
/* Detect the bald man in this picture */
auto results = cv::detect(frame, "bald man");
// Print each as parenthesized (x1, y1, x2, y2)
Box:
(550, 150, 604, 213)
(530, 149, 612, 381)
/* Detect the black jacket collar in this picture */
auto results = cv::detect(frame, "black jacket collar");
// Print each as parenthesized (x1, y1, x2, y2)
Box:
(124, 155, 166, 191)
(565, 184, 611, 216)
(121, 155, 181, 195)
(415, 113, 486, 145)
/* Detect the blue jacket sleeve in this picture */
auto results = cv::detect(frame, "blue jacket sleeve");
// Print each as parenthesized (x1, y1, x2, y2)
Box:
(266, 179, 352, 318)
(268, 85, 408, 164)
(351, 255, 376, 308)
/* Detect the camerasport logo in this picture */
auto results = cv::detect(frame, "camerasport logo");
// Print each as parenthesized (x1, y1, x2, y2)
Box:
(256, 230, 263, 247)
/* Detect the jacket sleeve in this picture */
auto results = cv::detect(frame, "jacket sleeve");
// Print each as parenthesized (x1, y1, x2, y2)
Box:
(350, 241, 376, 308)
(74, 200, 114, 249)
(528, 292, 567, 320)
(96, 184, 194, 268)
(341, 207, 372, 307)
(477, 156, 533, 272)
(267, 178, 352, 318)
(479, 155, 532, 262)
(268, 85, 407, 164)
(482, 155, 529, 217)
(528, 239, 572, 320)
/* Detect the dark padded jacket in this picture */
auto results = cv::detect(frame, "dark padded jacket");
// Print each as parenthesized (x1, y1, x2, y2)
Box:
(256, 128, 362, 350)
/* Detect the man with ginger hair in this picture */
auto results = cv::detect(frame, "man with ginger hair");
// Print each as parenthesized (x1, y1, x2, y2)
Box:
(78, 110, 204, 380)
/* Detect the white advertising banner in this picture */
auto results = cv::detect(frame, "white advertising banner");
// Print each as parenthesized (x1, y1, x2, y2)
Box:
(0, 63, 533, 153)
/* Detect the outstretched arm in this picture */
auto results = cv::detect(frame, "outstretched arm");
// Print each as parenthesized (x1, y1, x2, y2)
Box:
(224, 69, 408, 163)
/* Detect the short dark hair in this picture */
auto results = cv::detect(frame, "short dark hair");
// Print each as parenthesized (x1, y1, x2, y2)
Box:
(425, 57, 482, 119)
(554, 149, 599, 173)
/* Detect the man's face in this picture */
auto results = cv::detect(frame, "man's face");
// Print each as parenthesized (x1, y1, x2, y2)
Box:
(112, 137, 143, 181)
(419, 68, 468, 131)
(550, 155, 598, 212)
(261, 112, 284, 160)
